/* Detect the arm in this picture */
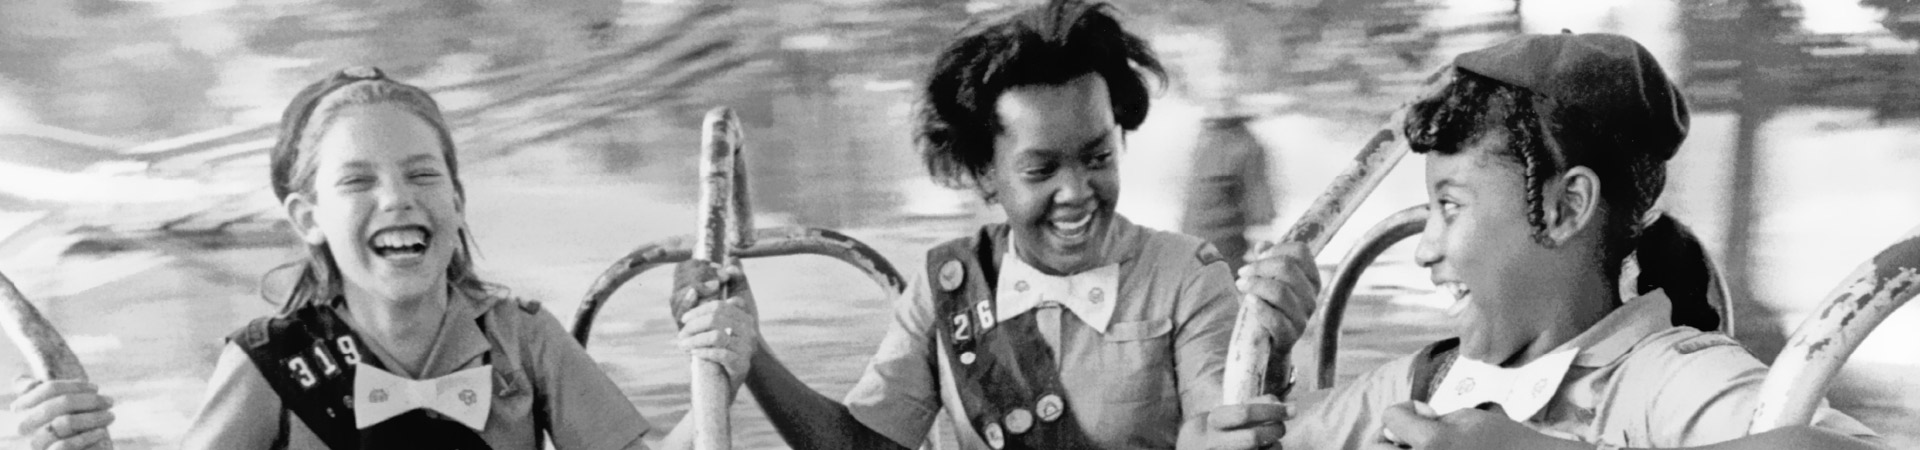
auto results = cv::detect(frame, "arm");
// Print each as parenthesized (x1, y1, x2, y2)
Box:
(742, 341, 909, 450)
(527, 309, 651, 450)
(180, 343, 285, 450)
(1382, 404, 1884, 450)
(671, 264, 921, 450)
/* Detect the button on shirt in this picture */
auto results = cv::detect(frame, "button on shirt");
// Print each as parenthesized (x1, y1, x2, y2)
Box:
(843, 216, 1240, 449)
(182, 292, 652, 450)
(1284, 290, 1881, 449)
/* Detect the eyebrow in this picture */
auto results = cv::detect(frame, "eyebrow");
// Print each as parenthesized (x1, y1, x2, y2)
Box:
(1430, 177, 1464, 192)
(1017, 128, 1114, 157)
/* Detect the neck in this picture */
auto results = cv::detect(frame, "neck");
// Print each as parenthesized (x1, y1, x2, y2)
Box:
(341, 282, 451, 358)
(1506, 270, 1617, 367)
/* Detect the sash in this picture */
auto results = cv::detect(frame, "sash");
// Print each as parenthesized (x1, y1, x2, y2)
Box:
(928, 225, 1099, 450)
(230, 301, 494, 450)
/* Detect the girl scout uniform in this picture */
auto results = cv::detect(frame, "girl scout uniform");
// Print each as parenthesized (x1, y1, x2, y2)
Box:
(183, 291, 650, 449)
(843, 215, 1239, 449)
(1283, 290, 1881, 449)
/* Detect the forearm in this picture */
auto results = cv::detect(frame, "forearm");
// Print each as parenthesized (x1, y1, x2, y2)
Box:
(1561, 426, 1884, 450)
(744, 340, 910, 450)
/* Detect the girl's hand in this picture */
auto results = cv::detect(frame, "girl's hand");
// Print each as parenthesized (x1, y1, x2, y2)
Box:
(10, 378, 115, 450)
(1236, 242, 1322, 351)
(1381, 401, 1575, 450)
(673, 261, 761, 390)
(1182, 395, 1291, 450)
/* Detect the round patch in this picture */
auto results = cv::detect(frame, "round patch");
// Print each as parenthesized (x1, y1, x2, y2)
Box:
(1036, 394, 1065, 422)
(960, 352, 977, 365)
(939, 260, 965, 292)
(984, 423, 1006, 449)
(1014, 280, 1030, 292)
(1456, 377, 1476, 396)
(1004, 408, 1034, 434)
(1089, 288, 1104, 304)
(1532, 379, 1551, 397)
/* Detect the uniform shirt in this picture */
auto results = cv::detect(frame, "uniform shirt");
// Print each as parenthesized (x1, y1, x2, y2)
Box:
(844, 215, 1239, 449)
(1284, 290, 1881, 449)
(182, 290, 651, 449)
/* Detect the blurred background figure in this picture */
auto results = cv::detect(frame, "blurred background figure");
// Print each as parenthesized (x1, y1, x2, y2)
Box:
(1180, 99, 1275, 273)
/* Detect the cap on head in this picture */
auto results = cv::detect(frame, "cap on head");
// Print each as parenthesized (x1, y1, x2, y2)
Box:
(1452, 32, 1689, 162)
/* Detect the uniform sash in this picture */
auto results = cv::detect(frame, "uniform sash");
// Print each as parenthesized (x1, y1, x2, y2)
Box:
(928, 225, 1099, 450)
(230, 301, 494, 450)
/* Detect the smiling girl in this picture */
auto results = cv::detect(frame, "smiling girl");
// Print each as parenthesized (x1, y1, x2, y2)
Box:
(148, 67, 720, 449)
(1281, 33, 1884, 450)
(669, 2, 1323, 449)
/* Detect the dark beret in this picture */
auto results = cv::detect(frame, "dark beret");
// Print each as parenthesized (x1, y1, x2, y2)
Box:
(1453, 32, 1689, 162)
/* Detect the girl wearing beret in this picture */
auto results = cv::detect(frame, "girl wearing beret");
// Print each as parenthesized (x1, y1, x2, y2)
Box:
(671, 2, 1324, 449)
(1281, 33, 1885, 450)
(139, 67, 723, 449)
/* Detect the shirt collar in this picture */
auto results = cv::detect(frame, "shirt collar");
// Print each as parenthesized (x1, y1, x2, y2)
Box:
(1556, 289, 1676, 368)
(331, 288, 496, 378)
(994, 246, 1122, 333)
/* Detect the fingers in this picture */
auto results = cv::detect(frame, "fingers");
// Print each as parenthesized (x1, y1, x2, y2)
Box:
(1207, 402, 1290, 431)
(41, 427, 110, 450)
(10, 381, 98, 413)
(1381, 401, 1441, 448)
(1202, 420, 1286, 450)
(13, 376, 42, 395)
(676, 300, 758, 342)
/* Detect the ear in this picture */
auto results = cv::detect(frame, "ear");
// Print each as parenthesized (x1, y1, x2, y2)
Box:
(973, 168, 1001, 204)
(1543, 165, 1602, 246)
(283, 193, 328, 246)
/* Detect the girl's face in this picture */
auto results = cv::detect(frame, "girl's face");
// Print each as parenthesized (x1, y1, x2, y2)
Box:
(290, 104, 466, 305)
(1415, 135, 1572, 364)
(985, 73, 1123, 275)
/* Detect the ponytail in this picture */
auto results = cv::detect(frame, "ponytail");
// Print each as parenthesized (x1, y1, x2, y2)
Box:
(1632, 214, 1721, 332)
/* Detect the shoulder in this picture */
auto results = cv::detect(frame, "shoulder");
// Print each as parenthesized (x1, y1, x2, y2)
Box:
(1137, 226, 1232, 276)
(1627, 327, 1756, 370)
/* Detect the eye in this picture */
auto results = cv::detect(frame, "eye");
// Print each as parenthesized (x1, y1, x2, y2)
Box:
(1437, 199, 1461, 221)
(337, 175, 374, 190)
(1020, 162, 1058, 179)
(1085, 151, 1114, 169)
(408, 169, 444, 183)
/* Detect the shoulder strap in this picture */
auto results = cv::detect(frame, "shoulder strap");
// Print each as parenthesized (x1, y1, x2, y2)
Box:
(926, 225, 1099, 450)
(230, 303, 494, 450)
(1407, 337, 1461, 403)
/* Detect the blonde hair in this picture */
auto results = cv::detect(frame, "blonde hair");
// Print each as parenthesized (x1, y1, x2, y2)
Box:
(266, 68, 495, 309)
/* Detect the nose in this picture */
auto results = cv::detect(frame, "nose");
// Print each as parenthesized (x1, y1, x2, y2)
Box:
(1414, 210, 1444, 268)
(1053, 167, 1094, 205)
(374, 177, 417, 212)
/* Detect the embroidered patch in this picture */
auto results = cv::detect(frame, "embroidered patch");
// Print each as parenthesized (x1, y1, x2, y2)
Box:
(1005, 408, 1034, 434)
(1036, 394, 1065, 422)
(1675, 333, 1739, 355)
(1196, 243, 1227, 267)
(939, 260, 965, 292)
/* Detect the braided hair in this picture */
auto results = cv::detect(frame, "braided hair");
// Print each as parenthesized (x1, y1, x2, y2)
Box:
(1403, 67, 1718, 331)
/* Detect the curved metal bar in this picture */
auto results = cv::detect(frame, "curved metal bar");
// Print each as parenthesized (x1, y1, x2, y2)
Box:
(1314, 205, 1428, 390)
(1224, 111, 1411, 405)
(570, 226, 908, 345)
(0, 270, 106, 441)
(1750, 225, 1920, 433)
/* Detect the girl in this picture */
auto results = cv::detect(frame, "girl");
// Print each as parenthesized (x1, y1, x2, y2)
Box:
(672, 2, 1322, 449)
(1282, 33, 1884, 450)
(147, 67, 729, 449)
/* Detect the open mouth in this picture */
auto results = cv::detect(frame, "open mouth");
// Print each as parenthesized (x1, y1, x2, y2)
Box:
(1050, 212, 1095, 239)
(1438, 282, 1472, 317)
(369, 225, 432, 259)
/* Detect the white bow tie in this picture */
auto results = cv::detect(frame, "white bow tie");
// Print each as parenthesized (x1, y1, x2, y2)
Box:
(995, 252, 1120, 333)
(1429, 348, 1578, 422)
(354, 363, 492, 431)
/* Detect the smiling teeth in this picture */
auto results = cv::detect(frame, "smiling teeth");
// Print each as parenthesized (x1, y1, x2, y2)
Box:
(1439, 282, 1471, 317)
(371, 227, 429, 253)
(1054, 215, 1092, 232)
